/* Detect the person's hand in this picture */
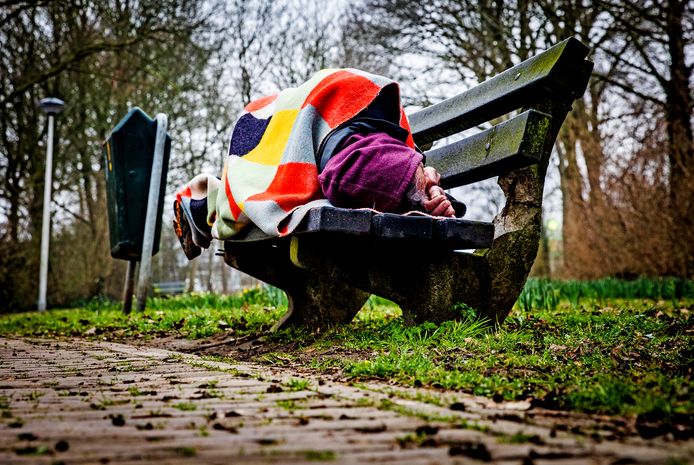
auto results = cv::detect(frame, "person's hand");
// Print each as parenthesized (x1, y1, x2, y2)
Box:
(423, 166, 441, 191)
(423, 185, 455, 217)
(408, 165, 453, 216)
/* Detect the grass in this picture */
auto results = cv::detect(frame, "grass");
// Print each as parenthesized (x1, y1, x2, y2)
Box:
(0, 288, 284, 339)
(348, 300, 690, 417)
(303, 450, 336, 461)
(284, 378, 311, 391)
(172, 402, 197, 411)
(175, 446, 196, 456)
(13, 445, 50, 456)
(0, 280, 692, 419)
(276, 399, 302, 411)
(278, 284, 692, 418)
(518, 277, 694, 311)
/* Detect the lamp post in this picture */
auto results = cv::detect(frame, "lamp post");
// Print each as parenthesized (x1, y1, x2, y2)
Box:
(37, 97, 65, 311)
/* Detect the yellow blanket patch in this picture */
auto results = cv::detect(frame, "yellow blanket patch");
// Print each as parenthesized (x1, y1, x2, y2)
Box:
(241, 109, 300, 166)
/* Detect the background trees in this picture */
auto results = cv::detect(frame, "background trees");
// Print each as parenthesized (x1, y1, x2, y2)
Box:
(0, 0, 344, 310)
(1, 0, 214, 309)
(0, 0, 691, 311)
(595, 0, 694, 277)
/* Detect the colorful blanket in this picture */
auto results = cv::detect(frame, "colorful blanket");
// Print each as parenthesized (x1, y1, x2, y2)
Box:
(177, 68, 415, 239)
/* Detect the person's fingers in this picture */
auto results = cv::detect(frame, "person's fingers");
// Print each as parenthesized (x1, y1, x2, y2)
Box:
(431, 199, 453, 217)
(422, 195, 454, 217)
(423, 166, 441, 190)
(424, 166, 440, 183)
(422, 193, 445, 211)
(428, 185, 445, 199)
(413, 164, 426, 193)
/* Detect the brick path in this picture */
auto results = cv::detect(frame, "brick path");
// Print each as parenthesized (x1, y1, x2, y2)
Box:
(0, 337, 690, 464)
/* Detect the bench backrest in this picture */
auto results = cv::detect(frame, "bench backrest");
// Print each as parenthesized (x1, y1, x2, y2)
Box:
(409, 38, 593, 189)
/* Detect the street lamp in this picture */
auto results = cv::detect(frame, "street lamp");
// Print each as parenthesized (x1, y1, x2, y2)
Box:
(37, 97, 65, 311)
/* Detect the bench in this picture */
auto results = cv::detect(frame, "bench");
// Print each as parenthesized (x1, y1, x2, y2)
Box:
(223, 38, 593, 330)
(153, 281, 186, 296)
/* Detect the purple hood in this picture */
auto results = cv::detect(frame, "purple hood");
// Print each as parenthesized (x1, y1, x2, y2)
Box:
(319, 131, 423, 212)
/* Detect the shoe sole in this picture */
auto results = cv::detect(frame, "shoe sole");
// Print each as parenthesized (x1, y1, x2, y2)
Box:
(173, 199, 202, 260)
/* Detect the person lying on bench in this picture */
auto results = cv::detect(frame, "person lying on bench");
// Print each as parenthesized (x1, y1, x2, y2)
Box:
(173, 68, 465, 259)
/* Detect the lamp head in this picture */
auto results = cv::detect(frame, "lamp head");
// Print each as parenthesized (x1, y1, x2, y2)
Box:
(38, 98, 65, 115)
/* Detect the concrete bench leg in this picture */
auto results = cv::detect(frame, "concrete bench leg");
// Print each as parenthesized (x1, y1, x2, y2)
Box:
(271, 274, 370, 330)
(395, 256, 488, 326)
(223, 239, 369, 331)
(287, 235, 494, 326)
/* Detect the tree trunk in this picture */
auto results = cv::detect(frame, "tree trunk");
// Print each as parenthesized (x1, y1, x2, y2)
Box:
(557, 122, 587, 277)
(665, 0, 694, 277)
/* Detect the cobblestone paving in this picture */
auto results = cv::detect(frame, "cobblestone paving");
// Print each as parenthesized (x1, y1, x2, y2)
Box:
(0, 337, 691, 464)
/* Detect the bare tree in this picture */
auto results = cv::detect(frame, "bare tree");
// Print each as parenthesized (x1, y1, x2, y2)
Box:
(593, 0, 694, 277)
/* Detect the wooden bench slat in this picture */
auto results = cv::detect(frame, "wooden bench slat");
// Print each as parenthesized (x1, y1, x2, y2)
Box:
(426, 109, 551, 188)
(373, 213, 435, 240)
(437, 219, 496, 249)
(301, 207, 373, 235)
(409, 37, 590, 146)
(295, 207, 494, 249)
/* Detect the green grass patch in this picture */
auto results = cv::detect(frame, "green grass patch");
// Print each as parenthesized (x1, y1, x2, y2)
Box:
(13, 445, 50, 456)
(0, 289, 284, 339)
(519, 277, 694, 311)
(172, 402, 197, 411)
(284, 378, 311, 391)
(128, 387, 143, 397)
(498, 431, 539, 444)
(276, 399, 303, 411)
(265, 288, 691, 418)
(328, 297, 692, 417)
(175, 446, 196, 456)
(303, 450, 336, 461)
